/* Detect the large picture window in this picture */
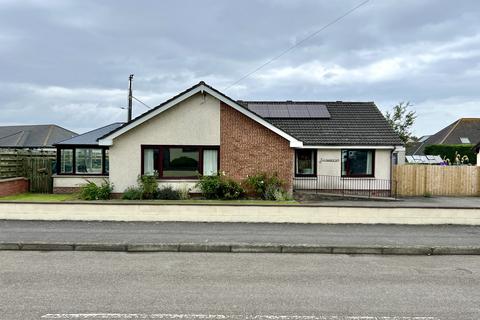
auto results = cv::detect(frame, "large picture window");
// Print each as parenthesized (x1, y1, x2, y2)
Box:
(142, 145, 219, 179)
(295, 149, 316, 176)
(341, 149, 374, 177)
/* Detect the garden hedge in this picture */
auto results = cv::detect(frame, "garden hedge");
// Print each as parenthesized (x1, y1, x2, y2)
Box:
(424, 144, 476, 165)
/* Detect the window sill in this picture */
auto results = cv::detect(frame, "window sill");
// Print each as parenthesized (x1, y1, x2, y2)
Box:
(157, 178, 199, 183)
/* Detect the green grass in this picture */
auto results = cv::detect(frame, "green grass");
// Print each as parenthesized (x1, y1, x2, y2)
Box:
(0, 193, 298, 205)
(125, 199, 299, 205)
(0, 193, 78, 202)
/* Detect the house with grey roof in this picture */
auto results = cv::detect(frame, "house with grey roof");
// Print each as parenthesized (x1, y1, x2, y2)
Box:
(0, 124, 77, 150)
(407, 118, 480, 156)
(53, 82, 404, 195)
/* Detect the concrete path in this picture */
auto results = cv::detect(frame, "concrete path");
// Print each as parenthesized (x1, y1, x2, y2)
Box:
(1, 220, 480, 255)
(1, 251, 479, 319)
(305, 196, 480, 208)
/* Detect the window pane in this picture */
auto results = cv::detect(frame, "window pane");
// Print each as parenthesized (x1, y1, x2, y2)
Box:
(143, 148, 159, 176)
(163, 147, 199, 178)
(342, 150, 373, 176)
(104, 149, 109, 174)
(296, 149, 315, 175)
(75, 148, 102, 174)
(203, 149, 218, 176)
(60, 149, 73, 174)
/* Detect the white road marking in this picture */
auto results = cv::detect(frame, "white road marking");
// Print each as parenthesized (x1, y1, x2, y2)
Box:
(40, 313, 440, 320)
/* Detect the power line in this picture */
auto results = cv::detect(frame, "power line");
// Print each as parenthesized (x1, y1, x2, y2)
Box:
(223, 0, 370, 91)
(132, 96, 152, 109)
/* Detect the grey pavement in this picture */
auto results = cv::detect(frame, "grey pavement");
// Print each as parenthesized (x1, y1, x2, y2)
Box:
(1, 220, 480, 247)
(1, 251, 480, 319)
(304, 196, 480, 208)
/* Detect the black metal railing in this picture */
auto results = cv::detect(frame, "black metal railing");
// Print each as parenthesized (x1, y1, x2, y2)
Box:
(293, 175, 397, 199)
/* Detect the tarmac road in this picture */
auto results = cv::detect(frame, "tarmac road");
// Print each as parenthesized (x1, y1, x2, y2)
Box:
(0, 251, 479, 319)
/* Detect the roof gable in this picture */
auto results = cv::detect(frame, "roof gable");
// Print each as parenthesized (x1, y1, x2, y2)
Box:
(98, 82, 303, 147)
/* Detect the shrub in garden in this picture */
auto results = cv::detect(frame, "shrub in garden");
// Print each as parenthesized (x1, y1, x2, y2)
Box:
(137, 173, 159, 199)
(156, 185, 181, 200)
(244, 172, 286, 200)
(196, 174, 244, 200)
(122, 186, 144, 200)
(79, 180, 113, 200)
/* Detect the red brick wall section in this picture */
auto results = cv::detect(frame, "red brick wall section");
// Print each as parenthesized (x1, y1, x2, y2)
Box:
(53, 187, 81, 194)
(0, 178, 29, 197)
(220, 102, 294, 191)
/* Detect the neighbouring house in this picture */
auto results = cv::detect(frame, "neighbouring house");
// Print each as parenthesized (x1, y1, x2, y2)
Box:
(0, 124, 77, 150)
(406, 118, 480, 156)
(52, 82, 404, 195)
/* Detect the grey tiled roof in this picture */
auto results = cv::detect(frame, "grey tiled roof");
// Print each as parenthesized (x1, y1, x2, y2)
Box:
(240, 101, 404, 146)
(55, 123, 124, 146)
(407, 118, 480, 155)
(0, 125, 77, 148)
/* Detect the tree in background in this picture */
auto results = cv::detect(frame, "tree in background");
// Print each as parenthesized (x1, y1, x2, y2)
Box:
(384, 102, 417, 144)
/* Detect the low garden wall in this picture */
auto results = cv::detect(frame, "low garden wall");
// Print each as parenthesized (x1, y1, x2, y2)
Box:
(0, 202, 479, 225)
(0, 177, 29, 197)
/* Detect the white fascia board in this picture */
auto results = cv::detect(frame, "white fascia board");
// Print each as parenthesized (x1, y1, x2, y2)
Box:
(98, 139, 113, 146)
(393, 146, 406, 152)
(298, 145, 396, 150)
(98, 84, 303, 148)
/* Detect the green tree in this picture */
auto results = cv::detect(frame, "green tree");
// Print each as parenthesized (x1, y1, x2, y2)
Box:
(384, 102, 417, 144)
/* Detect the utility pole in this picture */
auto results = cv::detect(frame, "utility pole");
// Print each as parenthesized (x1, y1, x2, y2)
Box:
(128, 74, 134, 122)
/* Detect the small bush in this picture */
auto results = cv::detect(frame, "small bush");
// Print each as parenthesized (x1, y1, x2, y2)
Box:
(137, 173, 159, 199)
(244, 172, 286, 200)
(157, 185, 181, 200)
(122, 186, 144, 200)
(178, 185, 191, 200)
(79, 180, 113, 200)
(196, 174, 244, 200)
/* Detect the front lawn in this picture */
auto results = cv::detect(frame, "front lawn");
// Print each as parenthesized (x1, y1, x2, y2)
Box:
(0, 193, 78, 202)
(0, 193, 298, 205)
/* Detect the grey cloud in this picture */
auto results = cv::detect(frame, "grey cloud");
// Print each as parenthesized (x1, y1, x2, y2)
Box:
(0, 0, 479, 136)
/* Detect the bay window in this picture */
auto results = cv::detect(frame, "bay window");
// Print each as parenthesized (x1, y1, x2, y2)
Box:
(341, 149, 374, 177)
(56, 147, 109, 175)
(142, 145, 219, 178)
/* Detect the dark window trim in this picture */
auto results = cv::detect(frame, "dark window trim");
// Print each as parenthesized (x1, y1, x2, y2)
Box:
(341, 149, 375, 178)
(294, 149, 317, 177)
(141, 145, 220, 180)
(56, 145, 109, 176)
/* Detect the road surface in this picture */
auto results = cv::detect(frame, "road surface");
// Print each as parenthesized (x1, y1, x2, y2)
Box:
(0, 251, 479, 319)
(1, 220, 480, 246)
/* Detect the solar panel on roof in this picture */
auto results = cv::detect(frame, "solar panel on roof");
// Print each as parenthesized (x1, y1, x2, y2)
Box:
(247, 103, 331, 118)
(288, 107, 310, 117)
(268, 105, 290, 117)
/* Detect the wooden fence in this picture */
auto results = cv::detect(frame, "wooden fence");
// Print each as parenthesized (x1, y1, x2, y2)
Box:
(393, 165, 480, 197)
(0, 149, 56, 193)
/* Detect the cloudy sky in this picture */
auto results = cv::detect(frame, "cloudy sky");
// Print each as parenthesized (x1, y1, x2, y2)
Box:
(1, 0, 479, 136)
